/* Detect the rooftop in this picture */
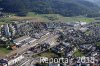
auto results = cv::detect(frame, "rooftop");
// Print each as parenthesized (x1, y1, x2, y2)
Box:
(13, 36, 30, 43)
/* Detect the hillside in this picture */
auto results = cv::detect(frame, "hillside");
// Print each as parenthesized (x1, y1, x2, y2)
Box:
(0, 0, 100, 17)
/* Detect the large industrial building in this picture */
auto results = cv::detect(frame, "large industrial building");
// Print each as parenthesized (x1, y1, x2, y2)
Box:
(13, 36, 36, 46)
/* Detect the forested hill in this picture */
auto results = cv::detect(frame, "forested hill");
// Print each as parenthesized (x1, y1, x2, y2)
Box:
(0, 0, 100, 17)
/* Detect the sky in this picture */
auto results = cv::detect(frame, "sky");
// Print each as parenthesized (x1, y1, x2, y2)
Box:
(87, 0, 97, 1)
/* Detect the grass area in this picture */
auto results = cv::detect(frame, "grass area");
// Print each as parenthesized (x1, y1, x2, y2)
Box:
(0, 12, 95, 26)
(0, 47, 11, 57)
(96, 23, 100, 26)
(27, 12, 95, 23)
(41, 14, 95, 23)
(85, 30, 92, 35)
(0, 17, 13, 26)
(0, 16, 44, 22)
(0, 22, 8, 25)
(27, 12, 39, 17)
(0, 12, 49, 25)
(73, 49, 84, 57)
(96, 42, 100, 47)
(27, 12, 50, 22)
(33, 50, 58, 58)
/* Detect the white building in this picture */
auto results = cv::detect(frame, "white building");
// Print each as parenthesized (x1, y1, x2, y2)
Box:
(1, 24, 16, 37)
(7, 55, 24, 66)
(79, 27, 88, 32)
(4, 24, 11, 37)
(13, 36, 36, 46)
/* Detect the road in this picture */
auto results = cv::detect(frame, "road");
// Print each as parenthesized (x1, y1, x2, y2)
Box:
(6, 33, 58, 58)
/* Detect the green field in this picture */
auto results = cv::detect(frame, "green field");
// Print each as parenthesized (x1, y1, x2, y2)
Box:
(73, 49, 84, 57)
(33, 50, 58, 58)
(27, 12, 95, 23)
(96, 42, 100, 47)
(0, 47, 10, 57)
(0, 12, 95, 26)
(41, 14, 95, 23)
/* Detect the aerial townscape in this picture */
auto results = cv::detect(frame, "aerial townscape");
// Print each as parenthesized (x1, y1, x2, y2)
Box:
(0, 0, 100, 66)
(0, 19, 99, 66)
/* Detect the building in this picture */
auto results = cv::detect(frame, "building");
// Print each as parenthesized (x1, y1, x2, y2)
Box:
(7, 55, 24, 66)
(9, 24, 16, 36)
(79, 27, 88, 32)
(0, 59, 8, 66)
(13, 36, 36, 46)
(13, 36, 30, 45)
(3, 24, 11, 37)
(1, 24, 16, 37)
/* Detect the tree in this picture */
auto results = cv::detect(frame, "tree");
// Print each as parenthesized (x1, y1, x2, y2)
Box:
(0, 0, 100, 17)
(16, 11, 28, 16)
(0, 0, 28, 16)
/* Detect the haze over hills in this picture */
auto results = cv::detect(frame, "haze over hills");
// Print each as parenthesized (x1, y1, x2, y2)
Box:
(86, 0, 100, 6)
(0, 0, 100, 17)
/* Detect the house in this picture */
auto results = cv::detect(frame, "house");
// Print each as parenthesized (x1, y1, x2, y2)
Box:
(62, 42, 70, 47)
(80, 44, 92, 50)
(51, 44, 65, 53)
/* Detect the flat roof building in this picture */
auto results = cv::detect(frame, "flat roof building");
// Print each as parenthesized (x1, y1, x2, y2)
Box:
(7, 55, 24, 66)
(13, 36, 36, 46)
(13, 36, 30, 45)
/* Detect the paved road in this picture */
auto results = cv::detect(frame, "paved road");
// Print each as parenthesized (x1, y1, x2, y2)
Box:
(6, 33, 57, 58)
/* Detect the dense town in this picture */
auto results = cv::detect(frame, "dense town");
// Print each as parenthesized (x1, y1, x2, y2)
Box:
(0, 19, 99, 66)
